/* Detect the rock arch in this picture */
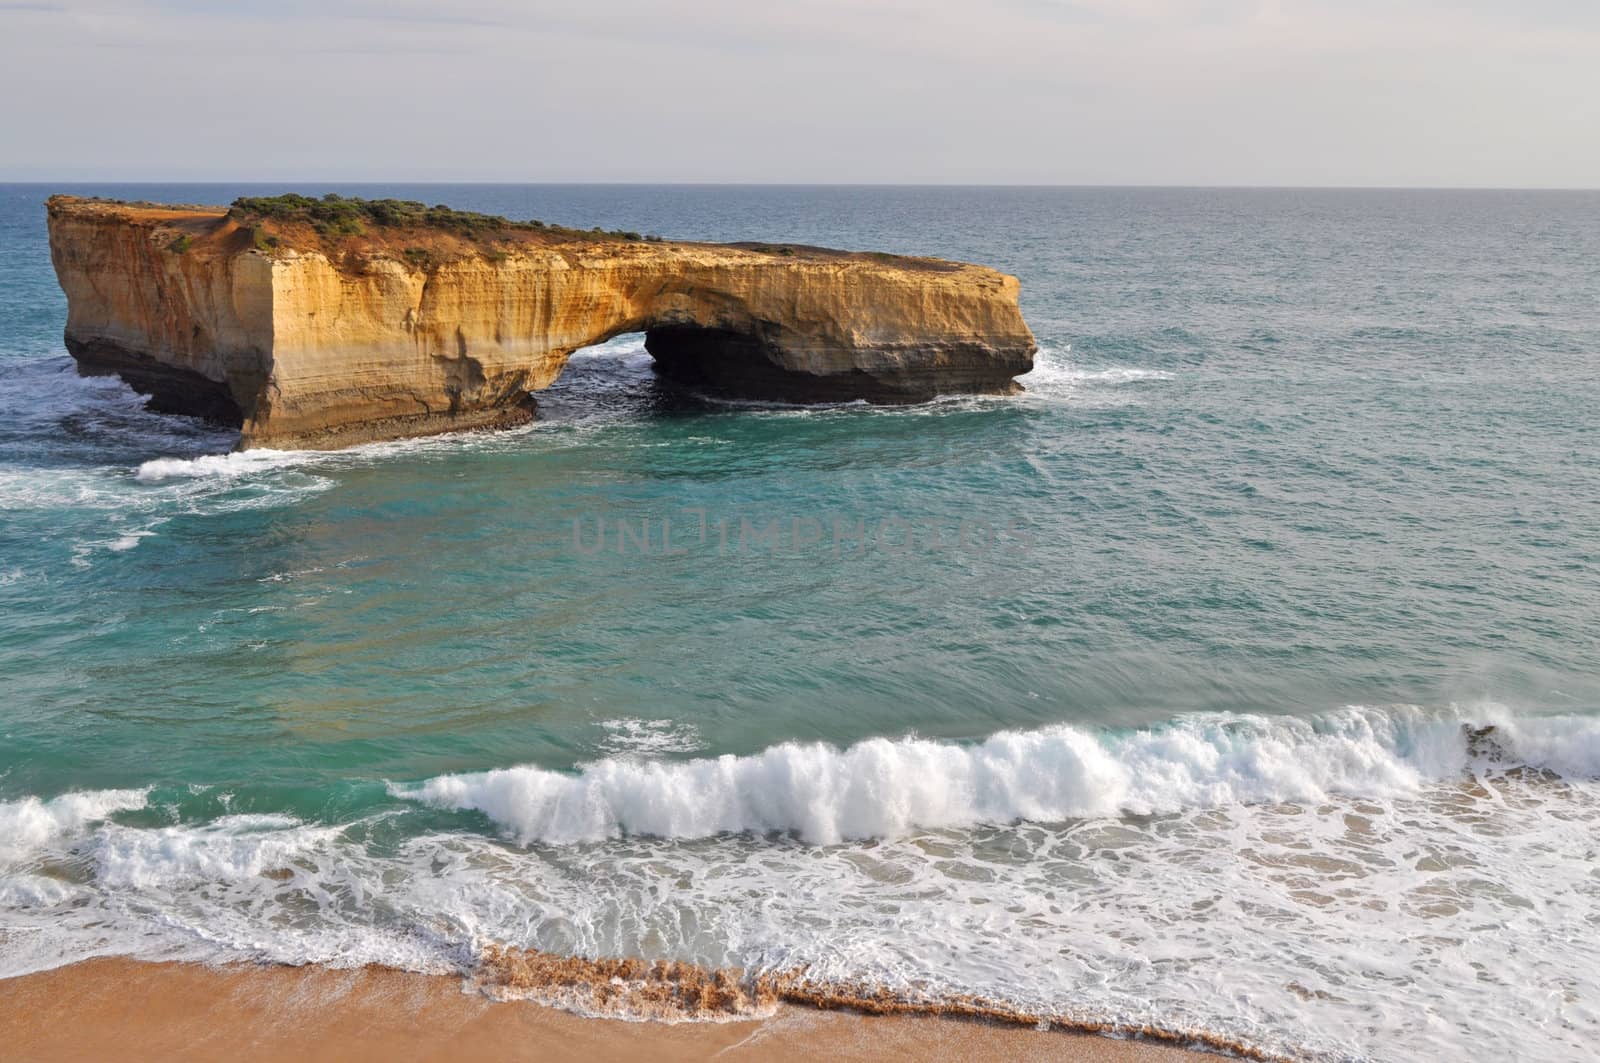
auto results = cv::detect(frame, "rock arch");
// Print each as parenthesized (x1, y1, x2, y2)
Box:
(48, 197, 1037, 450)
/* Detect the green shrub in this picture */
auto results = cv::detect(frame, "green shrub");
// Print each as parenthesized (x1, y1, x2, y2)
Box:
(225, 194, 662, 244)
(167, 233, 193, 254)
(251, 225, 279, 253)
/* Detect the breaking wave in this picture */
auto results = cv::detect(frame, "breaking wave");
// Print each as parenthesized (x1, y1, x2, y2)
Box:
(0, 788, 148, 864)
(4, 706, 1600, 1060)
(395, 706, 1600, 846)
(1010, 344, 1176, 404)
(134, 449, 315, 483)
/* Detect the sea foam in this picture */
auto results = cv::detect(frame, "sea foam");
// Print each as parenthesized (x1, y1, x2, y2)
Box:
(0, 789, 148, 864)
(135, 449, 312, 483)
(5, 708, 1600, 1060)
(394, 706, 1582, 846)
(92, 814, 344, 889)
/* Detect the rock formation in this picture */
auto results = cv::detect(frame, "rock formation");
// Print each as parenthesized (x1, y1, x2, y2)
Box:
(47, 195, 1037, 450)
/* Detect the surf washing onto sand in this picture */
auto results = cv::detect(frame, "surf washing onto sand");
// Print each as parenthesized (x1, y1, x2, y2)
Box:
(4, 707, 1600, 1060)
(5, 185, 1600, 1063)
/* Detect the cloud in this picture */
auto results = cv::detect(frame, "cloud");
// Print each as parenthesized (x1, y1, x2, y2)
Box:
(0, 1, 1596, 184)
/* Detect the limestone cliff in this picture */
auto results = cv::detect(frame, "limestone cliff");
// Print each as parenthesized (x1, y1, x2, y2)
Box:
(47, 195, 1037, 450)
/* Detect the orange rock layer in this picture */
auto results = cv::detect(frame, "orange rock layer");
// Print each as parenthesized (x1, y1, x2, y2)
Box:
(47, 196, 1037, 449)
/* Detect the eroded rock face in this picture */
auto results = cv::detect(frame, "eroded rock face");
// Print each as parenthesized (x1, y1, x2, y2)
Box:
(47, 196, 1037, 450)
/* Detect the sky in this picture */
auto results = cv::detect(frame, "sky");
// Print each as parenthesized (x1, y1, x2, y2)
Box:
(1, 0, 1597, 186)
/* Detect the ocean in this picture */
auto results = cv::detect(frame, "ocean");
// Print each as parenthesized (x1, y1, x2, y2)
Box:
(2, 183, 1599, 1060)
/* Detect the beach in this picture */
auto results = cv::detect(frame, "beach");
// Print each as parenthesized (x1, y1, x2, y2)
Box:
(0, 959, 1200, 1062)
(5, 183, 1600, 1061)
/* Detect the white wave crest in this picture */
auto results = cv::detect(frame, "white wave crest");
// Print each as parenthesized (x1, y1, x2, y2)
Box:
(134, 449, 311, 483)
(93, 814, 343, 889)
(1060, 366, 1176, 383)
(4, 708, 1600, 1059)
(1013, 345, 1175, 403)
(0, 789, 148, 864)
(393, 707, 1583, 846)
(107, 526, 160, 551)
(130, 417, 547, 485)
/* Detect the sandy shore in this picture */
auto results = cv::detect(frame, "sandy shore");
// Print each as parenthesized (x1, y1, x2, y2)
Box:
(0, 958, 1206, 1062)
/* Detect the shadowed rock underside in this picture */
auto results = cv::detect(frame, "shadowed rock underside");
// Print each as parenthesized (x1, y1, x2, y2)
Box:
(46, 196, 1037, 449)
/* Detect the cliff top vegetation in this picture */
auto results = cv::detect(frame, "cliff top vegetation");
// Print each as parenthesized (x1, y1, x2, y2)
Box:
(225, 193, 654, 243)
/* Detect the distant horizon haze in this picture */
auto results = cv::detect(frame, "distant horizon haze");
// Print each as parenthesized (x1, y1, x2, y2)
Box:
(14, 181, 1600, 191)
(3, 1, 1600, 186)
(1, 1, 1597, 188)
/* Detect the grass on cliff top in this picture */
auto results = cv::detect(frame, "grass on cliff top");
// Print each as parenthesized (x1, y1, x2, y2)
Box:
(226, 193, 656, 244)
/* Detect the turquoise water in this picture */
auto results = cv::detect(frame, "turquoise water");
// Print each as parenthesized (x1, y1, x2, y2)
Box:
(3, 185, 1600, 1060)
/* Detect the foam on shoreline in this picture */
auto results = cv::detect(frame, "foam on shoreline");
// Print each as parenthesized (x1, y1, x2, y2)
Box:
(0, 957, 1202, 1062)
(475, 945, 1289, 1059)
(5, 706, 1599, 1061)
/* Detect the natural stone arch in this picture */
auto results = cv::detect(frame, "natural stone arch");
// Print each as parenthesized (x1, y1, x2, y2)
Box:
(48, 198, 1037, 450)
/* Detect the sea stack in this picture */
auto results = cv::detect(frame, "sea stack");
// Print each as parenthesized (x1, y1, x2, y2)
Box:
(46, 195, 1037, 450)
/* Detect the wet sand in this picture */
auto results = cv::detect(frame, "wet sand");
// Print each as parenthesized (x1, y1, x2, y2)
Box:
(0, 958, 1205, 1062)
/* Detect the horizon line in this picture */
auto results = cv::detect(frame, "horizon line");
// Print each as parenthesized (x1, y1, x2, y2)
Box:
(4, 179, 1599, 193)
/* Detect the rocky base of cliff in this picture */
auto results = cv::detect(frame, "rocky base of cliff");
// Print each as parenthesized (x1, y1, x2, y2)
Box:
(239, 397, 539, 451)
(49, 195, 1038, 450)
(68, 337, 247, 426)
